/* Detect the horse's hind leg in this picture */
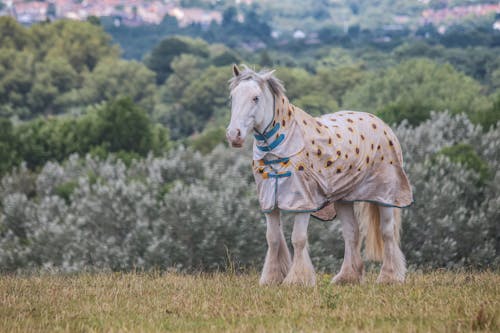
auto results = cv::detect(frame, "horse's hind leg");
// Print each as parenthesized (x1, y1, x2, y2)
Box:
(331, 202, 364, 284)
(260, 209, 291, 285)
(283, 213, 316, 286)
(377, 207, 406, 283)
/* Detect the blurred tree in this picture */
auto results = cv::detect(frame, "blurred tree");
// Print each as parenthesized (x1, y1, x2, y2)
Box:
(97, 97, 154, 155)
(0, 49, 34, 117)
(472, 93, 500, 131)
(13, 99, 170, 170)
(222, 6, 238, 26)
(314, 64, 365, 106)
(259, 51, 273, 67)
(490, 68, 500, 92)
(210, 47, 241, 67)
(15, 117, 80, 169)
(77, 59, 156, 112)
(315, 48, 356, 68)
(0, 119, 18, 176)
(27, 57, 79, 115)
(0, 17, 32, 50)
(30, 20, 119, 72)
(177, 66, 230, 133)
(158, 54, 205, 105)
(189, 126, 227, 154)
(144, 36, 209, 84)
(294, 94, 339, 116)
(0, 19, 122, 118)
(87, 16, 101, 26)
(156, 65, 230, 139)
(343, 58, 491, 125)
(393, 42, 500, 86)
(275, 67, 315, 101)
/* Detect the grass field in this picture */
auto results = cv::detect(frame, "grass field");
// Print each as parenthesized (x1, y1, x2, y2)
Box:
(0, 271, 498, 332)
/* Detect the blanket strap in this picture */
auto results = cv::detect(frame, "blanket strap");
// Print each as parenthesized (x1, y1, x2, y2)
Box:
(257, 134, 285, 152)
(262, 171, 292, 179)
(254, 123, 280, 140)
(263, 157, 289, 165)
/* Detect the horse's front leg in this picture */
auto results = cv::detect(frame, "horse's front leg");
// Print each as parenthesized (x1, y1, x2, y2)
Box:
(260, 209, 291, 285)
(283, 213, 316, 286)
(332, 202, 364, 284)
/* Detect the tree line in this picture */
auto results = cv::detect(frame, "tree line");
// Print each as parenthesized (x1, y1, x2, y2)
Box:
(0, 15, 499, 271)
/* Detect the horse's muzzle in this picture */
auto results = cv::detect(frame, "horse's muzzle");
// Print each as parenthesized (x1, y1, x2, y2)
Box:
(226, 128, 244, 148)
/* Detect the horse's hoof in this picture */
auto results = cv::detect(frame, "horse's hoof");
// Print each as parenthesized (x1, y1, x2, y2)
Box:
(259, 274, 286, 286)
(259, 276, 285, 286)
(283, 274, 316, 287)
(331, 272, 361, 285)
(259, 279, 281, 286)
(376, 273, 404, 284)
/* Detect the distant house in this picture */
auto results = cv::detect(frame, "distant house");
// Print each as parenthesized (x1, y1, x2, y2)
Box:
(293, 30, 306, 39)
(9, 1, 49, 24)
(494, 12, 500, 31)
(167, 7, 222, 27)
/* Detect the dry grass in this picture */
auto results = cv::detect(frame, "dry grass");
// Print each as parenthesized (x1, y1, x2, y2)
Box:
(0, 271, 499, 332)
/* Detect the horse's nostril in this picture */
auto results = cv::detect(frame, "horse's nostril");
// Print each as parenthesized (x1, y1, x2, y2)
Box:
(237, 129, 241, 138)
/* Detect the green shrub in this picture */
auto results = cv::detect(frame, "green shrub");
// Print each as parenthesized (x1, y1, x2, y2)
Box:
(437, 143, 491, 185)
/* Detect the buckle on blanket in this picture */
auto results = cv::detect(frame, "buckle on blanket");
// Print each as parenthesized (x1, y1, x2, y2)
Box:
(262, 171, 292, 179)
(254, 123, 280, 140)
(257, 134, 285, 152)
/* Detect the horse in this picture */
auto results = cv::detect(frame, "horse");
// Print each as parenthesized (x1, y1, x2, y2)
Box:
(226, 65, 413, 286)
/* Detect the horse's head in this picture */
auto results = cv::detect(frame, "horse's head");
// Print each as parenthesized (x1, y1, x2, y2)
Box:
(227, 64, 284, 148)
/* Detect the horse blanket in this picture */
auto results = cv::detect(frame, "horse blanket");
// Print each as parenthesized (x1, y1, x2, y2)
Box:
(252, 95, 413, 220)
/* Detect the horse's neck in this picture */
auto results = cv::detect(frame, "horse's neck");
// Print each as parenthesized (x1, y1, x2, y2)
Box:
(252, 90, 275, 134)
(252, 94, 305, 160)
(274, 95, 300, 132)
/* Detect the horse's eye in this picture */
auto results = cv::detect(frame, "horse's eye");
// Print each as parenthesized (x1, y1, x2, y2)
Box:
(253, 96, 259, 103)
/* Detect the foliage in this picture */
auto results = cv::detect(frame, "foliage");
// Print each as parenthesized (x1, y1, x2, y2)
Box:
(156, 65, 230, 138)
(0, 119, 18, 176)
(0, 17, 119, 118)
(1, 7, 499, 274)
(29, 19, 119, 72)
(96, 98, 157, 156)
(1, 113, 499, 272)
(3, 98, 171, 172)
(0, 146, 262, 272)
(189, 126, 228, 154)
(313, 64, 366, 107)
(294, 94, 339, 117)
(472, 93, 500, 131)
(393, 42, 500, 86)
(343, 58, 491, 125)
(144, 36, 210, 84)
(437, 143, 491, 185)
(74, 59, 156, 112)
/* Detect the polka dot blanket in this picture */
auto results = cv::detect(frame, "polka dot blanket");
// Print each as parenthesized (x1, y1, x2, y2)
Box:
(252, 95, 413, 220)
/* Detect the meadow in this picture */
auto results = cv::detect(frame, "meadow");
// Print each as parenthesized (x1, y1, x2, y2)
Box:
(0, 271, 498, 332)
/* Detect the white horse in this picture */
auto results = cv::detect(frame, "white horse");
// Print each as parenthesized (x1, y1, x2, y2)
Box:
(227, 65, 413, 286)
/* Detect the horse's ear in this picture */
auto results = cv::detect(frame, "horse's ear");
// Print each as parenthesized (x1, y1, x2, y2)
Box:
(232, 64, 241, 77)
(260, 69, 276, 81)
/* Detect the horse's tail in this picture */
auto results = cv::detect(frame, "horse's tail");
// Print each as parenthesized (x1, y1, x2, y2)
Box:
(355, 202, 401, 261)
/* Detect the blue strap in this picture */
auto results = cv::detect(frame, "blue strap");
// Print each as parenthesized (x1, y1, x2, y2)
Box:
(254, 123, 280, 141)
(264, 157, 289, 165)
(257, 134, 285, 152)
(268, 171, 292, 178)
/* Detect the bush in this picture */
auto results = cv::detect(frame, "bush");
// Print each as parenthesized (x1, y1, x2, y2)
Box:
(0, 113, 498, 272)
(7, 98, 171, 172)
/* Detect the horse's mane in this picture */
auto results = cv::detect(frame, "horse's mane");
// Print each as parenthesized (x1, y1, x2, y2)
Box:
(229, 65, 286, 97)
